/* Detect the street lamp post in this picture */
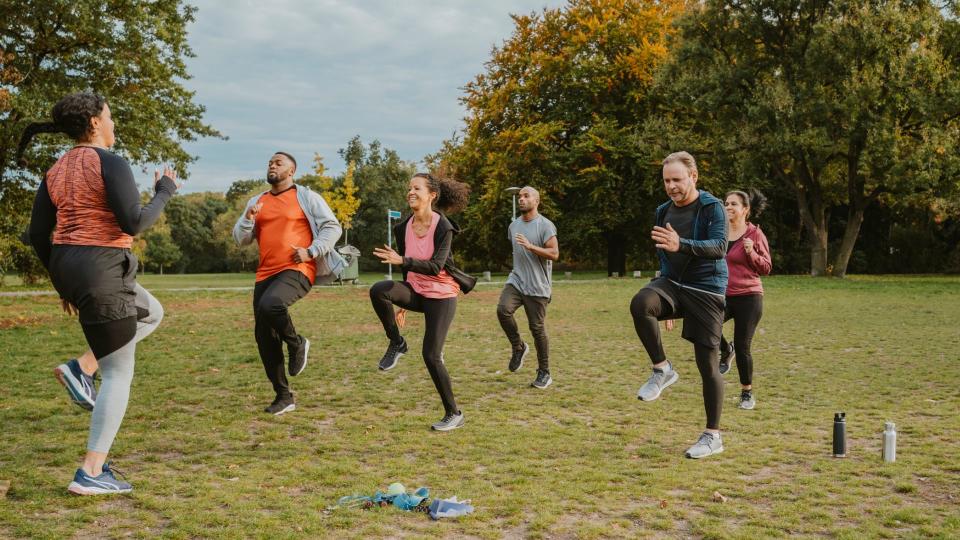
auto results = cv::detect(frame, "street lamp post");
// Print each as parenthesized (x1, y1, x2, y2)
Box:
(504, 186, 521, 221)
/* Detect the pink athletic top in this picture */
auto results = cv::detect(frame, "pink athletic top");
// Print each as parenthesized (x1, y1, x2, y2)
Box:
(726, 222, 772, 296)
(405, 212, 460, 299)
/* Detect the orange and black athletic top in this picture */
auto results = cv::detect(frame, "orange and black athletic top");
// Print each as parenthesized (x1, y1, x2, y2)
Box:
(254, 186, 317, 284)
(29, 146, 176, 268)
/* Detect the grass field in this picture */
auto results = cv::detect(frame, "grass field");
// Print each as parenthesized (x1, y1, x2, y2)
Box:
(1, 275, 958, 539)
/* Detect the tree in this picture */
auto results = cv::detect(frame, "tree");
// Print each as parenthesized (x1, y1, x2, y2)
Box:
(656, 0, 960, 277)
(434, 0, 685, 274)
(164, 193, 229, 272)
(337, 137, 413, 269)
(319, 159, 361, 245)
(0, 0, 221, 278)
(142, 214, 181, 275)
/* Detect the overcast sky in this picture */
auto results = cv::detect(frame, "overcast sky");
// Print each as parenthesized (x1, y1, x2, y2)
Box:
(167, 0, 565, 192)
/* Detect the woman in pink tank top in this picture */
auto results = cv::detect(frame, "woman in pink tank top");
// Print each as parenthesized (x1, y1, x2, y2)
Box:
(370, 173, 474, 431)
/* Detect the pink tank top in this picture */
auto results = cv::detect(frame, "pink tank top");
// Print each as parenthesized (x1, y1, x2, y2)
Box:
(405, 212, 460, 299)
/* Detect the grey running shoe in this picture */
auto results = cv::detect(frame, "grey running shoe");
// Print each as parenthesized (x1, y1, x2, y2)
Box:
(738, 390, 756, 410)
(637, 363, 678, 401)
(264, 396, 296, 415)
(718, 341, 734, 375)
(54, 359, 97, 411)
(531, 369, 552, 389)
(685, 431, 724, 459)
(288, 336, 309, 377)
(508, 342, 529, 372)
(378, 338, 408, 371)
(431, 411, 465, 431)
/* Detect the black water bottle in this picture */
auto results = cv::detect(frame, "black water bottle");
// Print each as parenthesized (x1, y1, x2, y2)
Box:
(832, 412, 847, 458)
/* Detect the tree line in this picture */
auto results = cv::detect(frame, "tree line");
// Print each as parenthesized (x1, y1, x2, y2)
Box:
(2, 0, 958, 283)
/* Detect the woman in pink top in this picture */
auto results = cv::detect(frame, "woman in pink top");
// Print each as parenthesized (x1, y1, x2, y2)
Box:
(370, 173, 476, 431)
(719, 190, 772, 410)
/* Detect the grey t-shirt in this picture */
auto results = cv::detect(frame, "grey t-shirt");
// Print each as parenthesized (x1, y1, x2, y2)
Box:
(506, 214, 557, 298)
(663, 200, 701, 274)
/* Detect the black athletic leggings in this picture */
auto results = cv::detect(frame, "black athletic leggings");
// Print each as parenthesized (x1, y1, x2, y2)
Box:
(719, 294, 763, 387)
(253, 270, 312, 399)
(369, 280, 458, 416)
(630, 288, 723, 430)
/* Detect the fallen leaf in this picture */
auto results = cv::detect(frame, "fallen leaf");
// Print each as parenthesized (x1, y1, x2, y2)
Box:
(712, 491, 727, 503)
(228, 464, 239, 469)
(659, 500, 668, 509)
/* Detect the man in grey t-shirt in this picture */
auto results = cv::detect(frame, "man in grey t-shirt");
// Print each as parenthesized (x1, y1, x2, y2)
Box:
(497, 186, 559, 389)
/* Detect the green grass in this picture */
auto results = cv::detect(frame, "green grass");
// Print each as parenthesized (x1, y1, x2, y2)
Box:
(1, 275, 958, 538)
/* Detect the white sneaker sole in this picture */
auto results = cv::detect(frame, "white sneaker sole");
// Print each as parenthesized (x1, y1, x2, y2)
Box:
(54, 365, 96, 409)
(379, 352, 404, 371)
(637, 371, 679, 401)
(290, 339, 309, 377)
(272, 403, 296, 416)
(685, 445, 724, 459)
(531, 377, 552, 389)
(67, 481, 132, 495)
(431, 416, 465, 431)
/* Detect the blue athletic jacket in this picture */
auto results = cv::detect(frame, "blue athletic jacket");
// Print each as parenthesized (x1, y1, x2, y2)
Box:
(654, 190, 729, 295)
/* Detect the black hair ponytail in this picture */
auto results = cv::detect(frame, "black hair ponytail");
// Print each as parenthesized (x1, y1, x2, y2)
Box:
(14, 92, 107, 168)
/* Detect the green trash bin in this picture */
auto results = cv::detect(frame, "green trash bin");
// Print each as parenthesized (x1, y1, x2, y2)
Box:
(337, 245, 361, 283)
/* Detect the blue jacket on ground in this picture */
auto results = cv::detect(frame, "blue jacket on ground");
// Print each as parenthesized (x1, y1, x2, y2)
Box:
(654, 190, 729, 295)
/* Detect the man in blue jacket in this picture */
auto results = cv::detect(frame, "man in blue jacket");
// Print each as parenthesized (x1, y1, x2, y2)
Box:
(630, 151, 728, 459)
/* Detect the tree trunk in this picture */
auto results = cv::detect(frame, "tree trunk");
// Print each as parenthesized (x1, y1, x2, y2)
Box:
(795, 183, 829, 276)
(830, 205, 866, 278)
(160, 264, 164, 275)
(604, 230, 627, 277)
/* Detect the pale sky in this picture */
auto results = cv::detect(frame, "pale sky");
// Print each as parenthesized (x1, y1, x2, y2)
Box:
(164, 0, 566, 192)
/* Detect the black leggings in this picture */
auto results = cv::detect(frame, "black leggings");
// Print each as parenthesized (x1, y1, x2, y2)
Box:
(630, 288, 723, 430)
(369, 280, 458, 416)
(719, 294, 763, 387)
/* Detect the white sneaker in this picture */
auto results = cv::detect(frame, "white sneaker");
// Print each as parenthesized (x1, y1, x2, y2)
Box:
(685, 431, 724, 459)
(637, 363, 678, 401)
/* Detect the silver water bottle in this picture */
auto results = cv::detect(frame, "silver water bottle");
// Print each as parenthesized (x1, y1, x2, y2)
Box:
(882, 422, 897, 462)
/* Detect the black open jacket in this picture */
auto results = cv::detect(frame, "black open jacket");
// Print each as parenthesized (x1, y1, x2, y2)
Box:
(393, 212, 477, 294)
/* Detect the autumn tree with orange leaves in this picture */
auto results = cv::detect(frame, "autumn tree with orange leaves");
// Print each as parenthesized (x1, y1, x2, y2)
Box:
(434, 0, 686, 274)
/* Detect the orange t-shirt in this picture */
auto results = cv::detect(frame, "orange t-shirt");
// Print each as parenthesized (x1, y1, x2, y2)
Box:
(254, 187, 316, 284)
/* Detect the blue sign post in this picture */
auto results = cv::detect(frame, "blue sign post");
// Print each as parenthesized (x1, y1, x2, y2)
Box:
(387, 209, 401, 280)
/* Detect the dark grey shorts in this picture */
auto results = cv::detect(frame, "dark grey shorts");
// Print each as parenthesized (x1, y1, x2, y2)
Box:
(49, 245, 138, 325)
(645, 278, 726, 348)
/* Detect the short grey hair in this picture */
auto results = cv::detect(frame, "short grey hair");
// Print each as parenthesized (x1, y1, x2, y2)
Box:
(662, 151, 698, 174)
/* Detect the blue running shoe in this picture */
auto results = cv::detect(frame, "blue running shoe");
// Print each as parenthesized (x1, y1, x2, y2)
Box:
(54, 359, 97, 411)
(67, 463, 132, 495)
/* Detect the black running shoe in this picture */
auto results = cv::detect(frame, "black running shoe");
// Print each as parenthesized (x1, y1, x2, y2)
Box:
(531, 369, 552, 389)
(508, 342, 529, 372)
(378, 338, 408, 371)
(718, 341, 734, 375)
(288, 336, 309, 377)
(264, 396, 295, 415)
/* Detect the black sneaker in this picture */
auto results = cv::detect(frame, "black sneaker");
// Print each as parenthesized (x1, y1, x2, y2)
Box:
(264, 396, 295, 415)
(718, 341, 734, 375)
(378, 338, 408, 371)
(531, 369, 552, 389)
(288, 336, 310, 377)
(508, 342, 529, 372)
(739, 390, 756, 410)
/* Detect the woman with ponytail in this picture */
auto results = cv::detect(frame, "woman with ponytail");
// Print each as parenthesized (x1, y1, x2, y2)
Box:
(369, 173, 476, 431)
(22, 92, 179, 494)
(718, 189, 772, 410)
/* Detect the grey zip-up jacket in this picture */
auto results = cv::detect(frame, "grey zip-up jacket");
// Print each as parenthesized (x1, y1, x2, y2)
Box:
(233, 184, 345, 284)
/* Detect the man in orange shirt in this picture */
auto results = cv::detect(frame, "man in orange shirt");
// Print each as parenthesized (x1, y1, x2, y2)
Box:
(233, 152, 344, 415)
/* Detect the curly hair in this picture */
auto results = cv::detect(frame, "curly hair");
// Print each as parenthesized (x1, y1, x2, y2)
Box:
(16, 92, 107, 167)
(727, 189, 768, 220)
(412, 172, 470, 214)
